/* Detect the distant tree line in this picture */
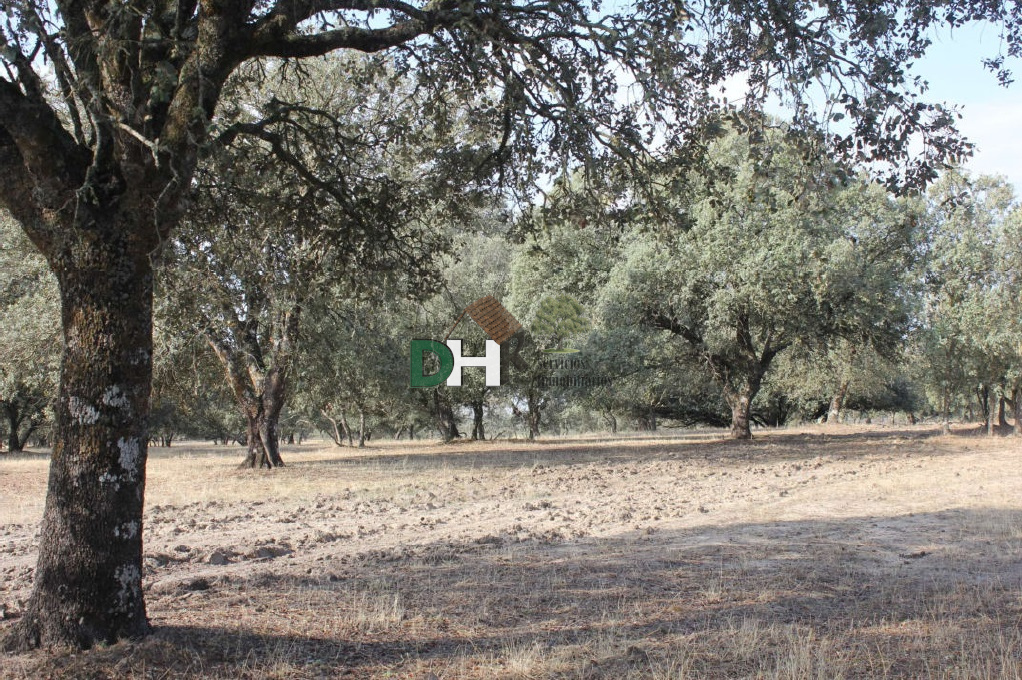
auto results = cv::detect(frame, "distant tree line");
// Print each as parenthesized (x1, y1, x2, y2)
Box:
(4, 95, 1019, 455)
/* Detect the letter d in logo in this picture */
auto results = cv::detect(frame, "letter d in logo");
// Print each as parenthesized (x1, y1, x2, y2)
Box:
(409, 340, 454, 387)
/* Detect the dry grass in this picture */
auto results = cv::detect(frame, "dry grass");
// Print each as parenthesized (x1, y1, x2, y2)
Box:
(2, 424, 1022, 678)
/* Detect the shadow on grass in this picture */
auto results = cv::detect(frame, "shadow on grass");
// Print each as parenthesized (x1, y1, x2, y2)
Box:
(6, 506, 1022, 678)
(138, 425, 1017, 474)
(283, 425, 971, 476)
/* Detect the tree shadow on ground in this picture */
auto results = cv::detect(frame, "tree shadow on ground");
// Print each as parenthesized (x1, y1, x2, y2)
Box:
(285, 425, 979, 476)
(6, 506, 1022, 678)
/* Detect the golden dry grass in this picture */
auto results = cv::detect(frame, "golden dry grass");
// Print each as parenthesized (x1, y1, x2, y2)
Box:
(2, 424, 1022, 678)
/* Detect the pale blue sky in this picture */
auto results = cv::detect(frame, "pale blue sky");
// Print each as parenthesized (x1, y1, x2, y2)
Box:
(686, 15, 1022, 190)
(914, 22, 1022, 189)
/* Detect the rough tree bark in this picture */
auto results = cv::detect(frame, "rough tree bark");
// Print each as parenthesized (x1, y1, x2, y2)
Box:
(827, 379, 850, 426)
(724, 382, 759, 440)
(214, 352, 288, 469)
(4, 218, 155, 649)
(258, 370, 288, 467)
(207, 305, 299, 468)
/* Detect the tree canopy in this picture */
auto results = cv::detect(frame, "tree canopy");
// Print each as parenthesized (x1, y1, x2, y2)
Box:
(5, 0, 1022, 654)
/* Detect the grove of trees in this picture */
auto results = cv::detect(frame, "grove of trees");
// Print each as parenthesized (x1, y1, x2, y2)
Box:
(3, 0, 1022, 654)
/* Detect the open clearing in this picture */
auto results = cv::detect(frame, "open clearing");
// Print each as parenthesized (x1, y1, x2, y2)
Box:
(2, 425, 1022, 678)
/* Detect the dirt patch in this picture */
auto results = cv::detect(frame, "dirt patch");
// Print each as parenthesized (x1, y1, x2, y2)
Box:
(2, 425, 1021, 678)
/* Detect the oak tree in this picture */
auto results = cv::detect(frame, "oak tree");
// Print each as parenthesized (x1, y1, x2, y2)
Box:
(3, 0, 1020, 651)
(605, 126, 917, 438)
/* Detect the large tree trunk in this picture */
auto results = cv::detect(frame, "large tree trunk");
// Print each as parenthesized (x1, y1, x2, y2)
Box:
(726, 391, 754, 440)
(262, 375, 286, 467)
(827, 379, 850, 425)
(259, 412, 284, 467)
(238, 373, 286, 469)
(210, 343, 289, 469)
(239, 407, 285, 468)
(357, 409, 367, 448)
(724, 373, 762, 440)
(243, 414, 267, 467)
(5, 239, 153, 650)
(998, 394, 1008, 428)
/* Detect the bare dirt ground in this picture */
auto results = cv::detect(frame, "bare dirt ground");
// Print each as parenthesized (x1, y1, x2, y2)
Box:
(2, 424, 1022, 679)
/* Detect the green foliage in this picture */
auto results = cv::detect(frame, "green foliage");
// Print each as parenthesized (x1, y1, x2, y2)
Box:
(532, 295, 591, 349)
(304, 296, 411, 435)
(915, 170, 1022, 426)
(0, 214, 59, 450)
(161, 54, 507, 452)
(595, 124, 919, 434)
(150, 325, 243, 444)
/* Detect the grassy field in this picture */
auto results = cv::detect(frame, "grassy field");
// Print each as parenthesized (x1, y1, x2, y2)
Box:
(2, 425, 1022, 678)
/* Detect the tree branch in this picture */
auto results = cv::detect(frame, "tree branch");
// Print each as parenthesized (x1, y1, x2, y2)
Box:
(247, 19, 439, 58)
(0, 80, 87, 250)
(649, 311, 703, 348)
(0, 126, 50, 252)
(254, 0, 435, 33)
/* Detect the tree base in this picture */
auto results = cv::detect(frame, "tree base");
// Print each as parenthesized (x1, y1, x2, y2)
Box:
(2, 609, 151, 652)
(238, 452, 286, 469)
